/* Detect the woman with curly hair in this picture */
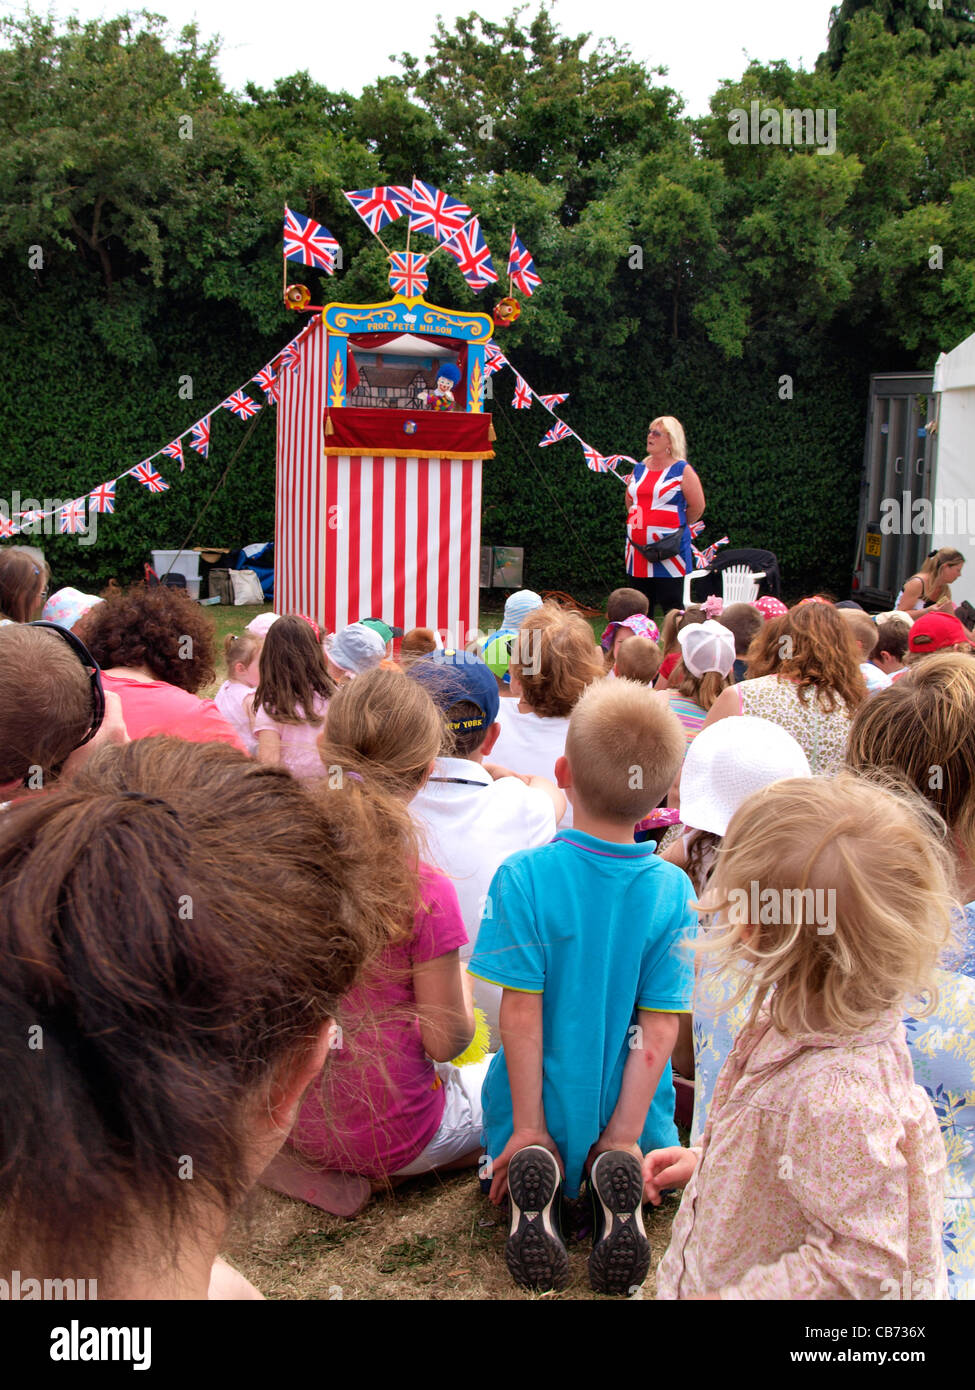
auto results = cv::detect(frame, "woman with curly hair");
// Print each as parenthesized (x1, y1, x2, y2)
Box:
(702, 602, 867, 775)
(76, 585, 244, 748)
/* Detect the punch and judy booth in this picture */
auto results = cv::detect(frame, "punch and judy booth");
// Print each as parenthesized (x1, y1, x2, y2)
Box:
(275, 285, 495, 642)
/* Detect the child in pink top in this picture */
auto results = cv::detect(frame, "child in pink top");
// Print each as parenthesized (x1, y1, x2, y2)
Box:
(263, 670, 486, 1210)
(214, 631, 262, 755)
(646, 774, 952, 1300)
(251, 615, 334, 780)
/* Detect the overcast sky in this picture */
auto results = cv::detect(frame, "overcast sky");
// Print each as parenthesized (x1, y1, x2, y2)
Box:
(32, 0, 839, 118)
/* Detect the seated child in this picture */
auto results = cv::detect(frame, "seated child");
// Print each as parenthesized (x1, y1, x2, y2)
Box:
(655, 606, 705, 688)
(600, 613, 660, 674)
(215, 631, 262, 754)
(839, 608, 892, 692)
(613, 635, 661, 685)
(492, 603, 606, 828)
(399, 626, 439, 669)
(717, 602, 762, 683)
(606, 586, 649, 624)
(267, 670, 487, 1211)
(646, 775, 951, 1300)
(470, 678, 694, 1295)
(251, 615, 335, 779)
(872, 613, 910, 680)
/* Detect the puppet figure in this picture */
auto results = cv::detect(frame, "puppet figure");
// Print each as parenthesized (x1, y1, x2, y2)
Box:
(417, 362, 461, 410)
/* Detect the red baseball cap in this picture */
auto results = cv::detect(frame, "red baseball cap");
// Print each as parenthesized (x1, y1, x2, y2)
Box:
(908, 611, 975, 654)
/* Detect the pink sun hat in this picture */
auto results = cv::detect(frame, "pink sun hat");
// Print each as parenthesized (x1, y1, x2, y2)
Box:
(600, 613, 661, 651)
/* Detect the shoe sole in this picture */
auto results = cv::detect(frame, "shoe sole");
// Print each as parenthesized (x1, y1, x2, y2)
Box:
(505, 1146, 568, 1292)
(588, 1151, 651, 1296)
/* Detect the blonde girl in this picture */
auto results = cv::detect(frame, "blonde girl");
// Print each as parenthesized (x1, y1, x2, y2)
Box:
(897, 547, 964, 619)
(646, 775, 952, 1299)
(214, 631, 262, 754)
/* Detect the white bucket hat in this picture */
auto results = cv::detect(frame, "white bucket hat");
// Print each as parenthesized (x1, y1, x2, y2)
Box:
(325, 622, 386, 675)
(677, 618, 737, 678)
(679, 716, 812, 837)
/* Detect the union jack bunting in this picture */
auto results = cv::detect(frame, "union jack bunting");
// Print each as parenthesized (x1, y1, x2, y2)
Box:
(190, 417, 211, 458)
(279, 342, 301, 374)
(17, 508, 49, 525)
(283, 206, 339, 272)
(512, 376, 532, 409)
(89, 481, 116, 514)
(508, 228, 542, 296)
(130, 462, 169, 493)
(484, 345, 507, 377)
(539, 421, 573, 447)
(582, 443, 611, 474)
(692, 535, 730, 569)
(408, 179, 471, 241)
(223, 390, 262, 420)
(441, 217, 497, 290)
(388, 251, 429, 298)
(0, 516, 20, 537)
(162, 438, 185, 471)
(344, 185, 412, 234)
(253, 365, 278, 402)
(538, 393, 569, 410)
(58, 498, 87, 534)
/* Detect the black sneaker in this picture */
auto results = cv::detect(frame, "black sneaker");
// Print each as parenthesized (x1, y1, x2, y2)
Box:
(505, 1146, 569, 1291)
(588, 1150, 651, 1295)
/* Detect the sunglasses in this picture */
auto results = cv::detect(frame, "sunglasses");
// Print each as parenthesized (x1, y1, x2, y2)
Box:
(28, 621, 106, 752)
(647, 429, 665, 437)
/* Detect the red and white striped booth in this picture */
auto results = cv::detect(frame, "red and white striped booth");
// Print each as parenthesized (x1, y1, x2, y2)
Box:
(275, 296, 495, 645)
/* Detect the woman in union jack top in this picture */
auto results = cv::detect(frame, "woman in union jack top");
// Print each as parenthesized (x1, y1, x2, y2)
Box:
(625, 416, 705, 616)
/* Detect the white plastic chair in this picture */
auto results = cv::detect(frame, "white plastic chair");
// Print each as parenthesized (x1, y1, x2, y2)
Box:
(683, 565, 766, 607)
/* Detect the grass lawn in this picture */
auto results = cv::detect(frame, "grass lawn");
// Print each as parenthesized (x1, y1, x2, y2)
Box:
(222, 1169, 680, 1302)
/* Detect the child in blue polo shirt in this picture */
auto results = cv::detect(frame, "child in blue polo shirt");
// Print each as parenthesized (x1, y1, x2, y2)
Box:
(469, 677, 694, 1296)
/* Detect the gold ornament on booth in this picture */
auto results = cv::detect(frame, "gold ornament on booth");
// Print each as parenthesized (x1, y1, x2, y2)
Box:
(493, 296, 521, 328)
(284, 284, 311, 310)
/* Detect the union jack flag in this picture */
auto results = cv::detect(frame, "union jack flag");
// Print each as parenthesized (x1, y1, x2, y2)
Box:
(0, 515, 20, 537)
(59, 498, 87, 534)
(388, 251, 429, 298)
(190, 417, 211, 458)
(484, 345, 507, 377)
(162, 437, 185, 471)
(283, 206, 339, 272)
(344, 185, 412, 234)
(582, 443, 611, 473)
(89, 481, 116, 514)
(538, 393, 569, 410)
(441, 217, 497, 290)
(692, 535, 730, 569)
(253, 365, 278, 402)
(279, 341, 302, 374)
(17, 507, 48, 525)
(512, 376, 532, 409)
(509, 228, 542, 296)
(539, 421, 573, 447)
(409, 179, 471, 241)
(223, 390, 262, 420)
(130, 461, 169, 493)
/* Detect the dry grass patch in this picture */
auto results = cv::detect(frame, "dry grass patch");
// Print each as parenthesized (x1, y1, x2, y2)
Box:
(222, 1170, 680, 1301)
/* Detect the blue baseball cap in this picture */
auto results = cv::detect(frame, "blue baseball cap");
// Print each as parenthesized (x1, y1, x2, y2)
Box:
(408, 649, 500, 733)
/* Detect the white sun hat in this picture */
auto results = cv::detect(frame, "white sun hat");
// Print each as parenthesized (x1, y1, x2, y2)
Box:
(324, 622, 386, 675)
(679, 716, 812, 837)
(677, 618, 737, 678)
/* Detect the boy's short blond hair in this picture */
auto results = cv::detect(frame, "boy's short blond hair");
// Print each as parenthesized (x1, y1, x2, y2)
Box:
(699, 774, 954, 1035)
(510, 603, 606, 718)
(565, 678, 685, 823)
(614, 637, 662, 685)
(839, 609, 878, 659)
